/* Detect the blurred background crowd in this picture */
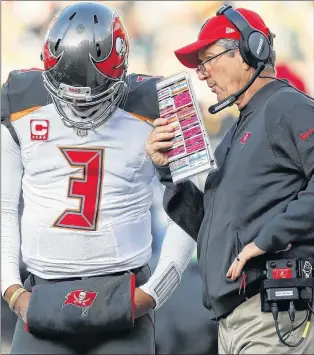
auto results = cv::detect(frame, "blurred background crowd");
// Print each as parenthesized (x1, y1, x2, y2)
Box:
(2, 0, 313, 143)
(1, 1, 313, 354)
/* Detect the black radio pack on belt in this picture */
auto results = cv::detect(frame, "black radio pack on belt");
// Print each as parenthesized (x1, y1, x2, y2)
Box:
(260, 258, 314, 347)
(261, 258, 314, 312)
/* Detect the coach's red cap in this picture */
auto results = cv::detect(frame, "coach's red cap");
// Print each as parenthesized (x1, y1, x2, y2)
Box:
(175, 8, 270, 68)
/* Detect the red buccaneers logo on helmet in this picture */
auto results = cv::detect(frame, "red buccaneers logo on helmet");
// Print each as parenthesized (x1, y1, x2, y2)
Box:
(42, 15, 63, 71)
(42, 41, 62, 71)
(91, 16, 128, 79)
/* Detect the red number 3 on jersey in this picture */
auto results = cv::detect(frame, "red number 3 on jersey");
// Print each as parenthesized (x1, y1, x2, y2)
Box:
(53, 147, 104, 231)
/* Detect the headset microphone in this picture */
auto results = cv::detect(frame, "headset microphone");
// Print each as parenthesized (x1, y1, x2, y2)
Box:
(208, 62, 265, 114)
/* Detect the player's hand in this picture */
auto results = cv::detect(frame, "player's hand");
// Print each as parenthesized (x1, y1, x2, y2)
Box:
(146, 118, 175, 166)
(226, 242, 266, 281)
(12, 291, 31, 323)
(134, 288, 156, 319)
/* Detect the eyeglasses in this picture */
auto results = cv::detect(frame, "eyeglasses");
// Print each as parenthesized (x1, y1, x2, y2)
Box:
(197, 48, 233, 75)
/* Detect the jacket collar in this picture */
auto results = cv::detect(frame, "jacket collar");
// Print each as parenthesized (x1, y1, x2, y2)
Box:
(240, 79, 289, 117)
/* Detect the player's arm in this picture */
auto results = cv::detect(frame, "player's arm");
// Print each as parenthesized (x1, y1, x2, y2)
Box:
(139, 177, 197, 310)
(1, 123, 24, 303)
(1, 68, 46, 306)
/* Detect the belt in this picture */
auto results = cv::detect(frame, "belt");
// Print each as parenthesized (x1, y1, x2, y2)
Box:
(29, 265, 144, 287)
(217, 281, 262, 321)
(242, 277, 262, 301)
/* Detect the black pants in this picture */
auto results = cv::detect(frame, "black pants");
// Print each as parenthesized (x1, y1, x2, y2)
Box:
(11, 265, 155, 355)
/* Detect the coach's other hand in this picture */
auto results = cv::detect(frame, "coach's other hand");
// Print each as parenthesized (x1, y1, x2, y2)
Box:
(226, 242, 266, 281)
(146, 118, 175, 166)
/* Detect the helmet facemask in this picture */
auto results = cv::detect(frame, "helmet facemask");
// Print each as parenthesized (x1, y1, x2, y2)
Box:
(44, 74, 127, 131)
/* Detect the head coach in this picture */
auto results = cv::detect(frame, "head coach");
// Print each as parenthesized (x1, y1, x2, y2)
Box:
(146, 4, 314, 354)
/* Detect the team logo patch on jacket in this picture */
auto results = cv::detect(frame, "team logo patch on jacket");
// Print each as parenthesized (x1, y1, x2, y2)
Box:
(300, 127, 314, 141)
(240, 132, 252, 145)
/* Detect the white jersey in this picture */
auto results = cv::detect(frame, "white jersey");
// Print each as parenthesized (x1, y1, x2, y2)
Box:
(3, 104, 156, 279)
(2, 71, 196, 307)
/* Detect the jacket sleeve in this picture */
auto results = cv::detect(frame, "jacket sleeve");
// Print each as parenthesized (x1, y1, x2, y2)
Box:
(156, 165, 204, 241)
(254, 101, 314, 252)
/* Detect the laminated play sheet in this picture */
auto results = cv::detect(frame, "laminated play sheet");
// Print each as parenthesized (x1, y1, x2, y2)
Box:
(157, 72, 217, 183)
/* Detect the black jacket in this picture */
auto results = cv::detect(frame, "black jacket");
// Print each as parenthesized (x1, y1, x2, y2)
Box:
(157, 80, 314, 320)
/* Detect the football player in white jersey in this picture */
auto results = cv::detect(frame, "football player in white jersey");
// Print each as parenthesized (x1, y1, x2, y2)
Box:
(1, 3, 197, 354)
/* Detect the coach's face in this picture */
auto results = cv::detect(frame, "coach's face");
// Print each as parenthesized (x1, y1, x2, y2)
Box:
(197, 42, 251, 103)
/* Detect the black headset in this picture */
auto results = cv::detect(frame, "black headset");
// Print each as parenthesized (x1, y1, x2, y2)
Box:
(208, 4, 313, 114)
(216, 4, 271, 69)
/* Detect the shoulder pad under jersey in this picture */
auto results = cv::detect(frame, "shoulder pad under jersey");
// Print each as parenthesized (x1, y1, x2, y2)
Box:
(1, 68, 51, 123)
(1, 68, 51, 146)
(1, 70, 162, 145)
(1, 68, 49, 146)
(122, 73, 162, 122)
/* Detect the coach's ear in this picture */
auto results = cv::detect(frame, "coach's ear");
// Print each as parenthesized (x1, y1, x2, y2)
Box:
(26, 272, 136, 339)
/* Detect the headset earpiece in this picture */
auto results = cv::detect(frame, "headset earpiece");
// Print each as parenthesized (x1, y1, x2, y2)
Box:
(208, 5, 313, 115)
(248, 32, 270, 62)
(217, 5, 271, 69)
(238, 42, 252, 67)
